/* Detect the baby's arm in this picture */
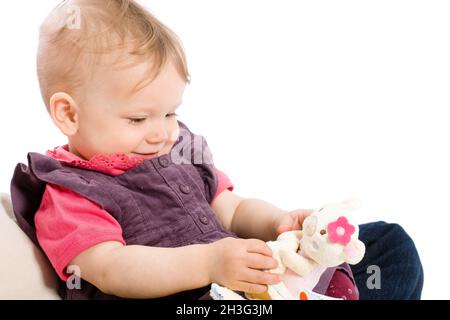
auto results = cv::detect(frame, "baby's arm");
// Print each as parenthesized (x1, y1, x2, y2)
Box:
(70, 237, 280, 299)
(70, 241, 212, 299)
(212, 190, 288, 241)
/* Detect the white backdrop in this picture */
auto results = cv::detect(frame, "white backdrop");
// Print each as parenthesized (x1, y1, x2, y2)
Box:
(0, 0, 449, 299)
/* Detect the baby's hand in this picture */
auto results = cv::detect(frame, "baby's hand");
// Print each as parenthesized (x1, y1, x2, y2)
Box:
(207, 238, 281, 294)
(274, 209, 314, 235)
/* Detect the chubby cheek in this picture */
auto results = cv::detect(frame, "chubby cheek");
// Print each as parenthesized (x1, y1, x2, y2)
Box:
(80, 120, 138, 155)
(113, 131, 143, 153)
(88, 130, 132, 156)
(77, 117, 181, 157)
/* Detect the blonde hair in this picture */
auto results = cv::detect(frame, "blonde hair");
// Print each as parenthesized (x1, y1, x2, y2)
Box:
(37, 0, 190, 110)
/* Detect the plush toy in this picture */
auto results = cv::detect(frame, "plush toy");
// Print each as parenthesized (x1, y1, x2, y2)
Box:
(210, 198, 366, 300)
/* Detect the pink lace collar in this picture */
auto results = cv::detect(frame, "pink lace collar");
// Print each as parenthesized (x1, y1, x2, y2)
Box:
(46, 145, 145, 176)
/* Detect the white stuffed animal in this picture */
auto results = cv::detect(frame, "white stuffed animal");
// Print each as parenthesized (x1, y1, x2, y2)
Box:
(211, 198, 366, 300)
(280, 198, 366, 274)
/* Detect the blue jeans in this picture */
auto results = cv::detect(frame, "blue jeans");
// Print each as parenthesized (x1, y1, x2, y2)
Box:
(350, 222, 424, 300)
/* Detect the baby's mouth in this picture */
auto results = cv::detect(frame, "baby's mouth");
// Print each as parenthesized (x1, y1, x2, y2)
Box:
(131, 152, 160, 160)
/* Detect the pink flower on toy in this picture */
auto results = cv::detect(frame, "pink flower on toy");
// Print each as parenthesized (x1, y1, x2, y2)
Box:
(327, 216, 355, 245)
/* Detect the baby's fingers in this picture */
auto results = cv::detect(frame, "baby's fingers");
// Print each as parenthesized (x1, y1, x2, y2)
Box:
(294, 209, 314, 227)
(246, 253, 278, 270)
(242, 269, 282, 287)
(246, 239, 273, 257)
(234, 281, 268, 294)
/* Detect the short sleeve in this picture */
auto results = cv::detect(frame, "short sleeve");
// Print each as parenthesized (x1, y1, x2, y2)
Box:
(35, 184, 126, 281)
(212, 169, 235, 203)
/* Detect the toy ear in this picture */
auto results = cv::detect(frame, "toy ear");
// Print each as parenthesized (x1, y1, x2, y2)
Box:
(302, 216, 317, 236)
(341, 198, 363, 212)
(342, 239, 365, 265)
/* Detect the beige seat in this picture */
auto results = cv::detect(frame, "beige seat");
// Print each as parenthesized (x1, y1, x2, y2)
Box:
(0, 193, 60, 299)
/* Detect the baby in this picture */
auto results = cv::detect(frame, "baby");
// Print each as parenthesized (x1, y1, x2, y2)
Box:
(10, 0, 360, 300)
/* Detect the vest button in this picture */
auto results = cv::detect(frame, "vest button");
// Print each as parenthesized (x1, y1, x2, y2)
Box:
(179, 184, 191, 194)
(199, 216, 209, 225)
(158, 156, 170, 168)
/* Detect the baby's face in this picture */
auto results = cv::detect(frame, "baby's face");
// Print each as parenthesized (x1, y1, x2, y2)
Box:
(70, 60, 186, 160)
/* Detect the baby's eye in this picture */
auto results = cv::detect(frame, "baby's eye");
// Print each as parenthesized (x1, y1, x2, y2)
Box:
(128, 118, 147, 125)
(166, 113, 178, 118)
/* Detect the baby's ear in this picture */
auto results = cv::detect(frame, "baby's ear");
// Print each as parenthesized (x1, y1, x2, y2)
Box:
(342, 239, 366, 265)
(49, 92, 80, 136)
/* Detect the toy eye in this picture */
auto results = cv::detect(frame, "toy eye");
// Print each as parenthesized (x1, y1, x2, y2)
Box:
(320, 229, 327, 235)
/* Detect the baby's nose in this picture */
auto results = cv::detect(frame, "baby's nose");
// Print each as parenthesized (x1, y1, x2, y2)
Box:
(145, 123, 169, 144)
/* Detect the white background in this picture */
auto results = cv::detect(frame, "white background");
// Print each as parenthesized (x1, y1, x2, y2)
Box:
(0, 0, 449, 299)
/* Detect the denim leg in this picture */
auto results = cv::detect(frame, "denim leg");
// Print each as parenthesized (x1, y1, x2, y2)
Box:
(350, 221, 424, 300)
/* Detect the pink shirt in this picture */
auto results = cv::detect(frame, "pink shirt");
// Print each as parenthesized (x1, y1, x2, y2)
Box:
(35, 145, 234, 280)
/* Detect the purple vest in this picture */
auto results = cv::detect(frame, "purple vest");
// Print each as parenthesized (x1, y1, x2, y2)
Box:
(10, 121, 343, 300)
